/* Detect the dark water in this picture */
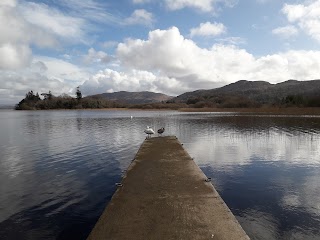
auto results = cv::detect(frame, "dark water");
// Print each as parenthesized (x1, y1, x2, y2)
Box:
(0, 110, 320, 240)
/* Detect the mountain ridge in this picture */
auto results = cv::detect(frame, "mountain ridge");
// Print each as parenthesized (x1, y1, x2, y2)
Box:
(86, 79, 320, 106)
(88, 91, 174, 104)
(174, 79, 320, 104)
(14, 79, 320, 110)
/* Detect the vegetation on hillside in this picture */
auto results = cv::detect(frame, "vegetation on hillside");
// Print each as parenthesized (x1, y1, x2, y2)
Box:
(281, 95, 320, 107)
(15, 81, 320, 111)
(174, 80, 320, 107)
(182, 94, 320, 109)
(15, 86, 187, 110)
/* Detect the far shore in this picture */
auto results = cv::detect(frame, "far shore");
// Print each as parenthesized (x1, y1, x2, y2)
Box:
(178, 107, 320, 115)
(72, 107, 320, 115)
(11, 107, 320, 115)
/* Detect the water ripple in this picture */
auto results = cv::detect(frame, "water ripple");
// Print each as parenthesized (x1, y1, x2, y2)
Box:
(1, 110, 320, 239)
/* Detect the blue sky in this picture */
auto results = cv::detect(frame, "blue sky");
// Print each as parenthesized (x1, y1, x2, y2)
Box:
(1, 0, 320, 103)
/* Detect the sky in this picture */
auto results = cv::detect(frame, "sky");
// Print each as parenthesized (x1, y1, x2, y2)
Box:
(1, 0, 320, 104)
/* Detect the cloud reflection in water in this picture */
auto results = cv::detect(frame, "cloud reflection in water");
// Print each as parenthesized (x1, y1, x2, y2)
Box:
(0, 111, 320, 239)
(181, 114, 320, 240)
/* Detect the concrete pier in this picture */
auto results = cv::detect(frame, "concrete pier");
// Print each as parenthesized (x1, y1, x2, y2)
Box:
(87, 136, 250, 240)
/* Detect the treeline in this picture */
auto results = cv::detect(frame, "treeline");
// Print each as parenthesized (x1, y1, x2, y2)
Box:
(184, 95, 260, 108)
(281, 95, 320, 107)
(15, 90, 125, 110)
(182, 94, 320, 108)
(15, 90, 320, 111)
(15, 90, 187, 110)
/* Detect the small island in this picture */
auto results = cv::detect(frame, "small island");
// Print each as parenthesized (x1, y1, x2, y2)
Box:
(15, 87, 125, 110)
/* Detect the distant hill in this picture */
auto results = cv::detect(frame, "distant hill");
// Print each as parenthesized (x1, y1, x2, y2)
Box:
(88, 91, 174, 104)
(174, 80, 320, 105)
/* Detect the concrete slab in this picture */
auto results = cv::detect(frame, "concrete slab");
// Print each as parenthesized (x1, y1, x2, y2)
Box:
(87, 136, 250, 240)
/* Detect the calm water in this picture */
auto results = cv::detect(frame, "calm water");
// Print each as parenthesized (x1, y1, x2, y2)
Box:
(1, 110, 320, 240)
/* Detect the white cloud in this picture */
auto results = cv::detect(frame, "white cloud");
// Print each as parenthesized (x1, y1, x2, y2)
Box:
(0, 2, 58, 70)
(0, 0, 16, 7)
(0, 4, 52, 48)
(123, 9, 154, 26)
(117, 27, 210, 81)
(282, 1, 320, 42)
(272, 25, 299, 38)
(0, 0, 97, 103)
(164, 0, 238, 12)
(81, 68, 185, 96)
(31, 61, 48, 73)
(0, 0, 119, 103)
(0, 0, 93, 71)
(83, 48, 111, 65)
(34, 56, 90, 84)
(165, 0, 215, 11)
(282, 3, 306, 23)
(1, 71, 69, 104)
(132, 0, 151, 3)
(116, 27, 320, 93)
(19, 2, 86, 42)
(190, 22, 226, 37)
(132, 0, 238, 11)
(117, 27, 248, 85)
(56, 0, 119, 24)
(62, 54, 72, 60)
(0, 57, 90, 103)
(0, 43, 32, 70)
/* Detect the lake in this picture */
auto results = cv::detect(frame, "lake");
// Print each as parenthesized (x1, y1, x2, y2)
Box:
(0, 109, 320, 240)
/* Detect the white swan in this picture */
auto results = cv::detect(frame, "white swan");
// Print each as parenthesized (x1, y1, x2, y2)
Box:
(144, 126, 155, 138)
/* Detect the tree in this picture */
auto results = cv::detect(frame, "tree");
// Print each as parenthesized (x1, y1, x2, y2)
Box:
(25, 90, 40, 101)
(15, 90, 40, 110)
(41, 91, 53, 100)
(76, 86, 82, 100)
(48, 91, 53, 100)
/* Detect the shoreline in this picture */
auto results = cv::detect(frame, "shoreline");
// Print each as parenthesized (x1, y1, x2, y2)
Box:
(11, 107, 320, 115)
(79, 107, 320, 115)
(178, 107, 320, 115)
